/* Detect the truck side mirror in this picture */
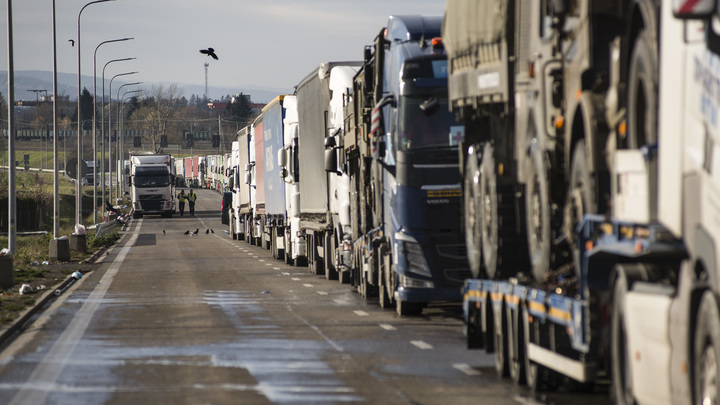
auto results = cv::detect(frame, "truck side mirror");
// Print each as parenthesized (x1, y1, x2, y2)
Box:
(244, 172, 251, 185)
(245, 163, 252, 172)
(278, 148, 287, 168)
(324, 148, 338, 173)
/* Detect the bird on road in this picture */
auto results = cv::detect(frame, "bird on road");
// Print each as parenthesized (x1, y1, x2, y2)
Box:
(192, 228, 199, 236)
(211, 229, 215, 234)
(162, 230, 165, 235)
(200, 48, 218, 60)
(68, 39, 74, 47)
(205, 229, 209, 234)
(184, 230, 190, 235)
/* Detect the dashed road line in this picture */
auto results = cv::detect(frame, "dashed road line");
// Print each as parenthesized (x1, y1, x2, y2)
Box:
(453, 363, 481, 376)
(411, 340, 433, 350)
(379, 323, 396, 331)
(354, 310, 369, 317)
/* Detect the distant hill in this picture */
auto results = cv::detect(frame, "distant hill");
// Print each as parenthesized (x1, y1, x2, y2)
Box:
(0, 70, 288, 104)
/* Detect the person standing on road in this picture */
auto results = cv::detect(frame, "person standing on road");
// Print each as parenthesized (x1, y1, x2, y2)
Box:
(188, 189, 197, 215)
(177, 190, 187, 216)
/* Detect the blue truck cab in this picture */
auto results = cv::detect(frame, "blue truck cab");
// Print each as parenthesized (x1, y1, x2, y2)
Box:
(363, 16, 469, 315)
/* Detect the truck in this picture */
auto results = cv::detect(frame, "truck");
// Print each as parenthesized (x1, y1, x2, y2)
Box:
(260, 96, 289, 259)
(248, 115, 265, 247)
(229, 127, 252, 241)
(279, 95, 300, 265)
(129, 154, 175, 219)
(281, 62, 362, 271)
(331, 16, 469, 315)
(447, 1, 720, 403)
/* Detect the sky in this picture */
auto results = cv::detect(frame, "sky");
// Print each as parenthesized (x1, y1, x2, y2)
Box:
(0, 0, 446, 100)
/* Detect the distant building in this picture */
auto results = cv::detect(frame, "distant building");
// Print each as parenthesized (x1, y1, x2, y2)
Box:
(207, 102, 227, 110)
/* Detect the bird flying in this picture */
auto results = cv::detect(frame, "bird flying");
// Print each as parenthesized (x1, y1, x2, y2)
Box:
(200, 48, 218, 60)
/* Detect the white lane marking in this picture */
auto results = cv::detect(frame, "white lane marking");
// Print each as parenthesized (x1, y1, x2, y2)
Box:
(303, 284, 314, 288)
(273, 267, 280, 270)
(379, 323, 396, 331)
(291, 278, 301, 281)
(410, 340, 433, 350)
(353, 310, 369, 317)
(258, 259, 265, 262)
(10, 221, 142, 405)
(281, 272, 291, 276)
(316, 291, 328, 296)
(453, 363, 481, 376)
(265, 264, 272, 266)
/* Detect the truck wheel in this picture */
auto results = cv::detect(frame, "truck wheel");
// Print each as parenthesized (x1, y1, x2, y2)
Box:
(564, 140, 596, 264)
(525, 142, 551, 282)
(464, 148, 483, 278)
(494, 303, 509, 377)
(480, 143, 525, 279)
(627, 29, 658, 216)
(325, 233, 337, 280)
(523, 306, 558, 391)
(695, 291, 720, 405)
(379, 246, 395, 309)
(396, 299, 423, 316)
(508, 303, 526, 385)
(611, 266, 635, 405)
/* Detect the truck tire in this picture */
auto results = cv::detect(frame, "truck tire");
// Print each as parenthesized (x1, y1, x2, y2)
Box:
(507, 303, 526, 384)
(627, 29, 658, 217)
(564, 140, 596, 267)
(523, 305, 558, 392)
(694, 291, 720, 405)
(494, 301, 509, 377)
(611, 265, 635, 405)
(396, 299, 423, 316)
(379, 245, 395, 309)
(480, 143, 525, 279)
(464, 147, 483, 278)
(525, 141, 551, 282)
(324, 233, 337, 280)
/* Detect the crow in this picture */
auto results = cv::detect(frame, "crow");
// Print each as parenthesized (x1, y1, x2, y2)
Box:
(184, 230, 189, 235)
(192, 228, 199, 235)
(162, 230, 166, 235)
(200, 47, 218, 60)
(211, 229, 214, 234)
(68, 39, 74, 47)
(206, 229, 209, 234)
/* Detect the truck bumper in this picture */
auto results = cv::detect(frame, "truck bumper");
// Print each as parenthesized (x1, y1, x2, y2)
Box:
(395, 284, 461, 303)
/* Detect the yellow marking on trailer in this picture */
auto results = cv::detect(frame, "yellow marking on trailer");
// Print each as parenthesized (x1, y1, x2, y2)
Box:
(505, 295, 519, 305)
(549, 307, 572, 322)
(427, 189, 461, 198)
(490, 292, 503, 303)
(528, 301, 546, 314)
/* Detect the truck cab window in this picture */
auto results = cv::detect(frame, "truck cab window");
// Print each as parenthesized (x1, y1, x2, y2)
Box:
(399, 96, 459, 150)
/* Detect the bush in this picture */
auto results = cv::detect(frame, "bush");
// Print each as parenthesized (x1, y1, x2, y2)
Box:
(88, 231, 120, 249)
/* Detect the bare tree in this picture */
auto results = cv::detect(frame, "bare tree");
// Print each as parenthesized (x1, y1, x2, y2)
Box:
(129, 84, 183, 153)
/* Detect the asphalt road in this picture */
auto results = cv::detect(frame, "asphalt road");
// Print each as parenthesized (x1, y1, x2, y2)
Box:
(0, 189, 613, 405)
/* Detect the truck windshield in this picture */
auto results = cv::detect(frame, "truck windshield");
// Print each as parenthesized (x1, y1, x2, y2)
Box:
(399, 95, 459, 150)
(134, 175, 170, 187)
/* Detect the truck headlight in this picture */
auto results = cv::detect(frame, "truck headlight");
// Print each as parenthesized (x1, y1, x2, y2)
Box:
(400, 274, 435, 289)
(395, 233, 432, 278)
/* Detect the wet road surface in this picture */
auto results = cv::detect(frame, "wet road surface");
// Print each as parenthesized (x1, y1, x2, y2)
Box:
(0, 189, 613, 404)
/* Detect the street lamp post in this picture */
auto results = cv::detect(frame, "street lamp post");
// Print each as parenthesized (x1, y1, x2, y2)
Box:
(7, 0, 16, 254)
(92, 37, 132, 223)
(108, 71, 137, 204)
(119, 89, 142, 197)
(77, 0, 116, 227)
(115, 83, 141, 199)
(101, 57, 134, 217)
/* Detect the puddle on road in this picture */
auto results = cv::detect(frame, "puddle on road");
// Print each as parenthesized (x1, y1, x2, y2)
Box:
(0, 289, 364, 404)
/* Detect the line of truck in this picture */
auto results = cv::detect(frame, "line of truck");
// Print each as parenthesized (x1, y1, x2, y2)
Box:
(227, 15, 469, 316)
(131, 2, 720, 403)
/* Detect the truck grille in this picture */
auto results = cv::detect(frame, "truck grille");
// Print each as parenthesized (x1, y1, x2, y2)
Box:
(139, 194, 163, 211)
